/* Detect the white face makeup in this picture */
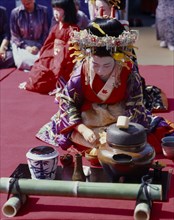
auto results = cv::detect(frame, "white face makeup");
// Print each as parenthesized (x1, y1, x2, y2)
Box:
(90, 55, 115, 81)
(53, 7, 64, 22)
(95, 0, 111, 17)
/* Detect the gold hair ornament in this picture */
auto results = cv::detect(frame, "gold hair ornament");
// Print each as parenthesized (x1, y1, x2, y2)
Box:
(69, 28, 139, 68)
(92, 22, 106, 35)
(70, 28, 138, 49)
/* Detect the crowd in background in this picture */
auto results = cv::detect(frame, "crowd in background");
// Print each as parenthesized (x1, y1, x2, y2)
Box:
(0, 0, 174, 70)
(1, 0, 173, 69)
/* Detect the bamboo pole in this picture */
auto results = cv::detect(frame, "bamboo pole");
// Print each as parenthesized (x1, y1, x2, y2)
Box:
(0, 178, 162, 201)
(2, 194, 27, 217)
(134, 202, 151, 220)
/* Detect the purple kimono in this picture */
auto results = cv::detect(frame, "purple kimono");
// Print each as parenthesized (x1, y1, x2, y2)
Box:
(36, 61, 152, 149)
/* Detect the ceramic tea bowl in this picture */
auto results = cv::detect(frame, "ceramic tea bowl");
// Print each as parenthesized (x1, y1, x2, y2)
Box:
(161, 136, 174, 159)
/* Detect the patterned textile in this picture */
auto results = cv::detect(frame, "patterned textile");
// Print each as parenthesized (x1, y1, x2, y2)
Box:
(155, 0, 174, 46)
(143, 83, 168, 112)
(36, 61, 152, 149)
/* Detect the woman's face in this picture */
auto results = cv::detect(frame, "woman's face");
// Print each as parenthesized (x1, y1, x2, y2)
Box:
(91, 55, 115, 81)
(53, 7, 65, 22)
(95, 0, 111, 17)
(21, 0, 35, 12)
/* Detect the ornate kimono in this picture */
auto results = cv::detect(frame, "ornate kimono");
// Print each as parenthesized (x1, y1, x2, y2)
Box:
(36, 60, 152, 149)
(25, 23, 79, 94)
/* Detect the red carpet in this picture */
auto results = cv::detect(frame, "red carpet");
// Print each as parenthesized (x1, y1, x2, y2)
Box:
(0, 66, 174, 220)
(0, 68, 16, 81)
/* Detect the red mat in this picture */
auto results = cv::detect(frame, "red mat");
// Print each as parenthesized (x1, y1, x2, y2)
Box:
(0, 66, 174, 220)
(0, 68, 16, 81)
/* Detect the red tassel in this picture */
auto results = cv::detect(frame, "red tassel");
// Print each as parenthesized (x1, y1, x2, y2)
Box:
(110, 5, 115, 18)
(99, 6, 104, 17)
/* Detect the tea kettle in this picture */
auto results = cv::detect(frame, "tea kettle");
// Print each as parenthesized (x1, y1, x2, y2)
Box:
(97, 116, 155, 181)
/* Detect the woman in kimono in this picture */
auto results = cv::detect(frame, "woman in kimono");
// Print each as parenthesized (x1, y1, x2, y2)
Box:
(36, 17, 174, 152)
(88, 0, 126, 21)
(21, 0, 79, 94)
(36, 18, 147, 147)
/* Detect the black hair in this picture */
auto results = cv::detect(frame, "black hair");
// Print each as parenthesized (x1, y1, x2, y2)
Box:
(117, 0, 126, 10)
(51, 0, 78, 24)
(87, 18, 125, 56)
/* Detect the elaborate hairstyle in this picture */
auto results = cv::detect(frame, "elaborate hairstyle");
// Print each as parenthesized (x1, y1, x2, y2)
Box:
(69, 17, 138, 67)
(87, 18, 125, 56)
(51, 0, 78, 24)
(88, 18, 125, 37)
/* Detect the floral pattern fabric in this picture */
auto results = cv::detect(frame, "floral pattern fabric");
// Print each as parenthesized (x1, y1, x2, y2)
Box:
(155, 0, 174, 46)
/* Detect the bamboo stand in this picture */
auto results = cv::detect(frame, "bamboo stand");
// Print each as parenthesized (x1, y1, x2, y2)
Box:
(0, 177, 162, 218)
(0, 177, 162, 199)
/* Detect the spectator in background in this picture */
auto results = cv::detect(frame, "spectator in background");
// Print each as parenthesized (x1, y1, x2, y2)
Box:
(10, 0, 49, 71)
(51, 0, 90, 30)
(19, 0, 79, 94)
(94, 0, 129, 30)
(88, 0, 126, 21)
(75, 0, 90, 29)
(0, 6, 14, 69)
(155, 0, 174, 51)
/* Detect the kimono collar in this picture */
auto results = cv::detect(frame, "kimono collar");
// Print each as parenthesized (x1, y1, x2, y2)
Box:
(87, 58, 122, 101)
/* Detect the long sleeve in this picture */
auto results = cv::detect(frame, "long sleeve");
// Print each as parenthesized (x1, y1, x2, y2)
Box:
(125, 66, 151, 129)
(36, 65, 84, 149)
(58, 65, 84, 134)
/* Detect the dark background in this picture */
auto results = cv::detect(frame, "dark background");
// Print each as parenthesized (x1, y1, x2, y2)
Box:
(0, 0, 157, 27)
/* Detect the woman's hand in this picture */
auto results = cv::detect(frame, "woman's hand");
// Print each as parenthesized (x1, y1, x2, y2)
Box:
(0, 48, 6, 61)
(26, 46, 39, 55)
(75, 124, 97, 144)
(0, 40, 8, 61)
(82, 128, 97, 143)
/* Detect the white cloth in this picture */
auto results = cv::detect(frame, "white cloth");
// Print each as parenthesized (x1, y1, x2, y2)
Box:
(12, 44, 39, 71)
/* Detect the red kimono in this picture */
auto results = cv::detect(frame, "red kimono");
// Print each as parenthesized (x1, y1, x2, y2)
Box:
(25, 23, 79, 94)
